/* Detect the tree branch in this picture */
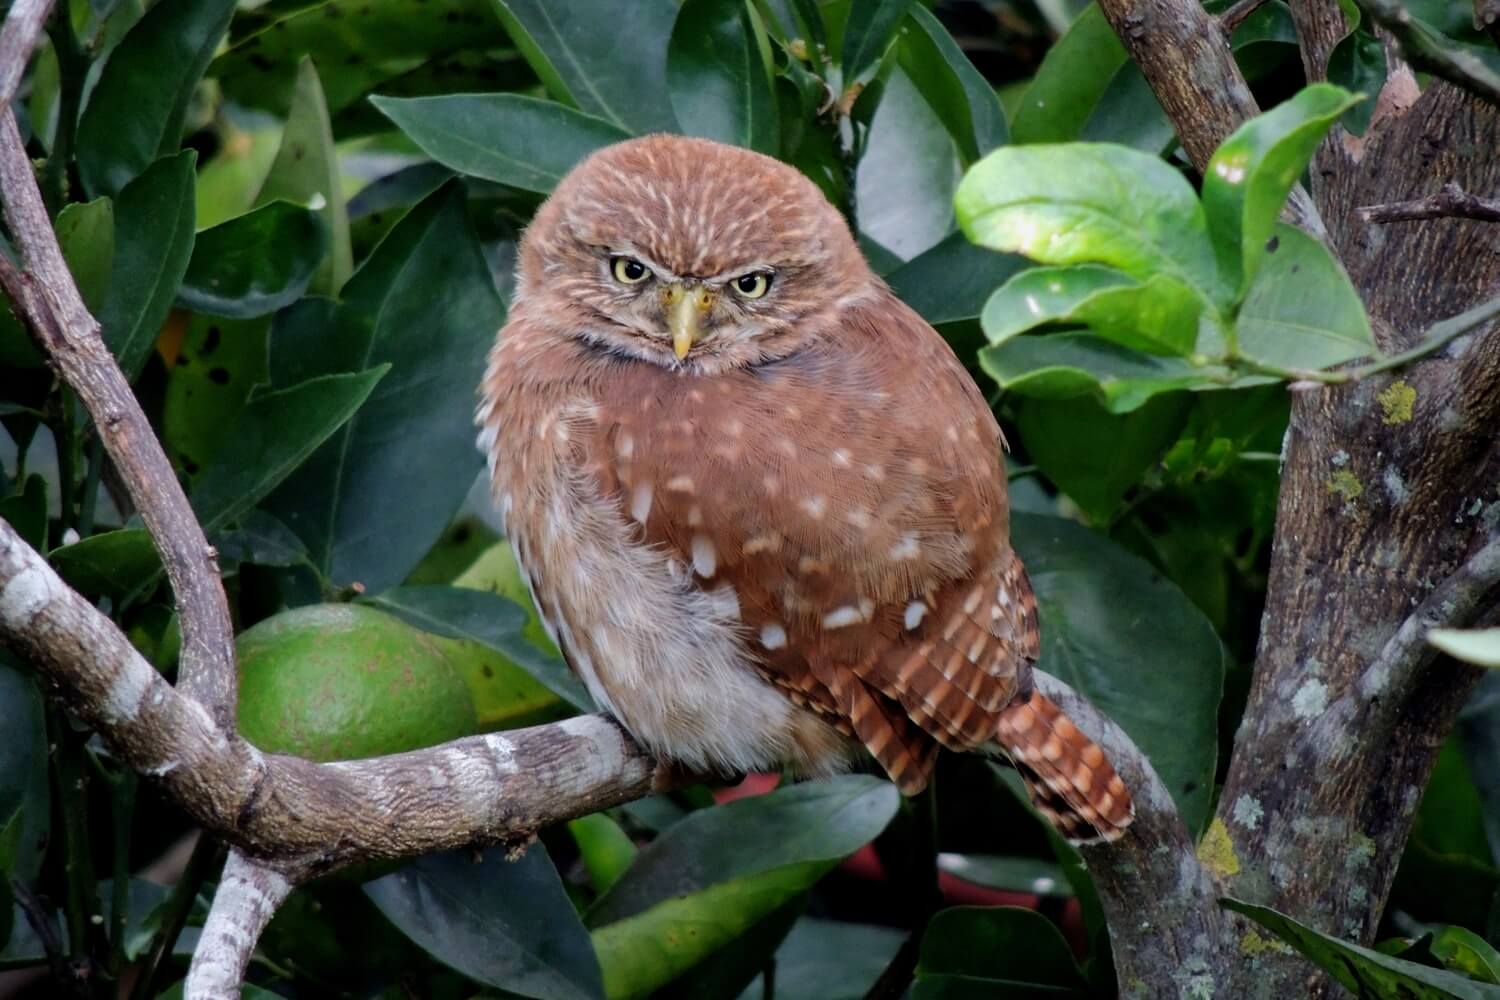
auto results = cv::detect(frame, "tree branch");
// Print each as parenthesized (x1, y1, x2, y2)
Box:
(1354, 0, 1500, 105)
(1219, 0, 1270, 36)
(184, 851, 297, 1000)
(1032, 673, 1235, 995)
(1094, 0, 1328, 240)
(0, 517, 658, 868)
(1359, 182, 1500, 223)
(0, 0, 52, 108)
(0, 102, 239, 727)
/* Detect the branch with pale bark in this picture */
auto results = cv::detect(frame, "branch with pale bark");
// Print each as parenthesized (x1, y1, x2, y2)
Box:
(1359, 182, 1500, 223)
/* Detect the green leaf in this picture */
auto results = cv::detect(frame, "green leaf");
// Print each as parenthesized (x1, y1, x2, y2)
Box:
(980, 333, 1229, 414)
(0, 657, 48, 884)
(492, 0, 679, 134)
(668, 0, 778, 152)
(49, 528, 161, 601)
(736, 918, 904, 1000)
(190, 368, 388, 532)
(935, 854, 1073, 898)
(1234, 224, 1374, 370)
(1017, 393, 1192, 524)
(255, 58, 353, 295)
(956, 143, 1222, 302)
(913, 906, 1089, 997)
(56, 198, 116, 317)
(371, 94, 629, 194)
(1431, 629, 1500, 669)
(1223, 898, 1500, 999)
(162, 315, 271, 479)
(1201, 83, 1361, 295)
(856, 66, 960, 260)
(100, 150, 197, 380)
(1010, 4, 1126, 145)
(365, 846, 604, 1000)
(1431, 926, 1500, 984)
(211, 0, 510, 117)
(981, 265, 1205, 356)
(884, 231, 1025, 327)
(264, 183, 504, 593)
(177, 202, 326, 318)
(840, 0, 916, 83)
(1013, 513, 1224, 830)
(364, 585, 591, 711)
(568, 813, 638, 894)
(897, 6, 1008, 164)
(76, 0, 235, 196)
(1328, 27, 1385, 136)
(589, 777, 899, 998)
(0, 475, 48, 551)
(212, 509, 308, 568)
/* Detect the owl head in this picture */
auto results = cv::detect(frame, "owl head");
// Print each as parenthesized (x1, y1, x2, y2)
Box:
(515, 135, 873, 370)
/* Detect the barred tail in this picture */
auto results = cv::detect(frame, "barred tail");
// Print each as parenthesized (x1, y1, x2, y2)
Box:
(997, 691, 1134, 845)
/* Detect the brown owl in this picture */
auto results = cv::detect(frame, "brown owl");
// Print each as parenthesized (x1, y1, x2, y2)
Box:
(476, 134, 1133, 843)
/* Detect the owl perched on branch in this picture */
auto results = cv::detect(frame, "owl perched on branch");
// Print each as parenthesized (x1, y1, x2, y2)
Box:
(476, 135, 1133, 844)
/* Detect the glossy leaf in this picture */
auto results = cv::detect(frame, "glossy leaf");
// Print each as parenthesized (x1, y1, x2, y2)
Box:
(898, 5, 1008, 163)
(885, 231, 1026, 328)
(1328, 27, 1385, 135)
(1235, 224, 1374, 370)
(1432, 629, 1500, 669)
(492, 0, 679, 134)
(982, 265, 1204, 356)
(1201, 84, 1361, 294)
(363, 585, 591, 710)
(589, 777, 899, 997)
(957, 143, 1222, 302)
(365, 846, 604, 1000)
(76, 0, 235, 196)
(1224, 899, 1500, 999)
(212, 509, 309, 568)
(980, 333, 1230, 414)
(190, 368, 388, 532)
(569, 813, 639, 894)
(936, 853, 1073, 898)
(856, 66, 960, 260)
(100, 151, 197, 380)
(668, 0, 778, 152)
(840, 0, 916, 83)
(913, 906, 1089, 997)
(255, 58, 352, 295)
(211, 0, 509, 116)
(1013, 513, 1225, 830)
(56, 198, 116, 317)
(1010, 4, 1126, 145)
(371, 94, 629, 194)
(177, 202, 326, 318)
(48, 529, 160, 601)
(264, 183, 504, 593)
(1017, 393, 1192, 524)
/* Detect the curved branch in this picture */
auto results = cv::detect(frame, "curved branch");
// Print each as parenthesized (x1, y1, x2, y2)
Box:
(184, 851, 297, 1000)
(1032, 673, 1236, 996)
(0, 518, 657, 869)
(0, 1, 237, 727)
(1355, 0, 1500, 105)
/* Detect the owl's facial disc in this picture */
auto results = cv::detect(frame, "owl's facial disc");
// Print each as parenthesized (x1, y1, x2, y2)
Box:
(606, 251, 779, 360)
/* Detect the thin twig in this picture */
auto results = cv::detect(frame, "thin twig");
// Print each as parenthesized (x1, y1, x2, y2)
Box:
(0, 0, 53, 108)
(1354, 0, 1500, 105)
(184, 851, 297, 1000)
(1220, 0, 1271, 35)
(1359, 530, 1500, 710)
(1478, 0, 1500, 47)
(1359, 182, 1500, 223)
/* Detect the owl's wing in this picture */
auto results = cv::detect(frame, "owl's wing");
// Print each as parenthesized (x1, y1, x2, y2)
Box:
(581, 291, 1038, 794)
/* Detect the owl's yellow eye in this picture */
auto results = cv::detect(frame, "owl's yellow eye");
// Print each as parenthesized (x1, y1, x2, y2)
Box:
(611, 257, 651, 284)
(731, 272, 772, 298)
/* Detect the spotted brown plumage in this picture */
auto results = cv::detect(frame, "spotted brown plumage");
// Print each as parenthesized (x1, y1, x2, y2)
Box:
(476, 134, 1134, 844)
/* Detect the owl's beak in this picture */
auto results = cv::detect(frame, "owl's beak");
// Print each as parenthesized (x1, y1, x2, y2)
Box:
(663, 282, 716, 359)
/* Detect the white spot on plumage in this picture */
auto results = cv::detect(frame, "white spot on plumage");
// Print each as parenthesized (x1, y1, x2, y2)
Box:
(888, 534, 920, 561)
(845, 507, 873, 530)
(997, 586, 1012, 607)
(691, 535, 717, 577)
(831, 448, 852, 467)
(760, 623, 787, 650)
(800, 495, 827, 520)
(688, 505, 703, 526)
(904, 601, 927, 630)
(617, 433, 635, 459)
(823, 605, 863, 629)
(666, 475, 696, 493)
(630, 483, 653, 523)
(744, 534, 781, 554)
(963, 587, 984, 615)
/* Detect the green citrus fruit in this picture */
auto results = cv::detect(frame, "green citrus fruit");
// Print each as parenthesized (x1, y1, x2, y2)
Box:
(236, 603, 478, 762)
